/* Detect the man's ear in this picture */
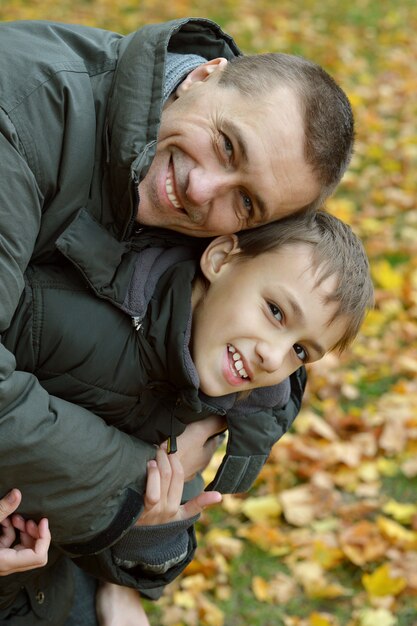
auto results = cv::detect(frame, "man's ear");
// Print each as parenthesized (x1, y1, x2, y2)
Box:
(200, 235, 240, 283)
(176, 57, 228, 97)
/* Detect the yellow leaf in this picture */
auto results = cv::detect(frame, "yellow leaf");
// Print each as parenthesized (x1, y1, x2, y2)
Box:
(204, 528, 244, 558)
(360, 217, 386, 236)
(382, 499, 417, 525)
(377, 515, 417, 546)
(377, 458, 400, 477)
(371, 260, 404, 293)
(291, 562, 351, 599)
(362, 563, 407, 597)
(357, 461, 379, 482)
(309, 613, 337, 626)
(252, 573, 298, 604)
(340, 520, 388, 565)
(237, 523, 289, 553)
(327, 197, 355, 223)
(252, 576, 272, 603)
(173, 590, 196, 609)
(357, 607, 397, 626)
(312, 540, 345, 570)
(241, 495, 281, 522)
(198, 596, 225, 626)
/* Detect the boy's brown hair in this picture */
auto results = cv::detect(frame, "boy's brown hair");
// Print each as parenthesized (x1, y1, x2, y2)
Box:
(234, 210, 374, 352)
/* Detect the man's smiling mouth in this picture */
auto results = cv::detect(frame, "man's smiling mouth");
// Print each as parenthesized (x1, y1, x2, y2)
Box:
(228, 344, 249, 380)
(165, 169, 182, 209)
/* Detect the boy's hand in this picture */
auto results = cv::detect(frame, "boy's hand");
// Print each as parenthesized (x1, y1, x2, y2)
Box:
(136, 448, 221, 527)
(0, 489, 51, 575)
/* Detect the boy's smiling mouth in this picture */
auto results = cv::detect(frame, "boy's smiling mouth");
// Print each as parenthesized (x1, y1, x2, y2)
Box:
(227, 344, 250, 381)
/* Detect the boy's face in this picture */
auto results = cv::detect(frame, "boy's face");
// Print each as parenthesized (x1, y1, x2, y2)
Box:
(191, 238, 347, 397)
(137, 60, 320, 237)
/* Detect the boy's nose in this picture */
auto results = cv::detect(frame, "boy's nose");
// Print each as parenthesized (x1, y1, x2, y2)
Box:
(256, 341, 287, 373)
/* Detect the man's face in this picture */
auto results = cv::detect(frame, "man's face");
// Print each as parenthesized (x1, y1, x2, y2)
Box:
(191, 239, 347, 397)
(137, 63, 320, 236)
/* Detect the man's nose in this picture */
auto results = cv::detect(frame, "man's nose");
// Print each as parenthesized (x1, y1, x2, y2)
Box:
(186, 167, 231, 206)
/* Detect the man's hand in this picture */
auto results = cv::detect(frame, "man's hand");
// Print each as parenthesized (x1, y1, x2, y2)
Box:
(170, 415, 226, 482)
(135, 448, 221, 527)
(0, 489, 51, 575)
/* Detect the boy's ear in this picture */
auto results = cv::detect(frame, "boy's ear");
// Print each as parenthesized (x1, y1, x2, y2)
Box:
(200, 235, 240, 282)
(175, 57, 228, 97)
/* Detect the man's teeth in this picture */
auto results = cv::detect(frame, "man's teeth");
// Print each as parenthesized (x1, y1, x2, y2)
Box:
(166, 174, 181, 208)
(228, 345, 248, 379)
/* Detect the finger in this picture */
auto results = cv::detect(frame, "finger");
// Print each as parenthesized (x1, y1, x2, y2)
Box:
(0, 517, 16, 549)
(180, 490, 222, 520)
(37, 518, 51, 542)
(155, 448, 173, 500)
(25, 519, 42, 540)
(144, 460, 161, 507)
(165, 453, 185, 509)
(34, 519, 50, 561)
(10, 514, 27, 534)
(0, 489, 22, 522)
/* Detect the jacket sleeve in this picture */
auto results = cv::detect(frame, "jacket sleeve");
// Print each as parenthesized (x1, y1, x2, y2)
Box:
(206, 368, 307, 493)
(71, 516, 199, 599)
(0, 130, 155, 551)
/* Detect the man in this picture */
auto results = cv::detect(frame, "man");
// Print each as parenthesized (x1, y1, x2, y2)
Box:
(0, 16, 353, 624)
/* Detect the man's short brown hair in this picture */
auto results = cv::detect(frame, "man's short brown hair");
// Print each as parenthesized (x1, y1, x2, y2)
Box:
(219, 53, 355, 211)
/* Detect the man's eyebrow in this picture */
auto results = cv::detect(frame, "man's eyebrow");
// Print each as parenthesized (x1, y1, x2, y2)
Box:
(222, 119, 267, 222)
(283, 288, 325, 358)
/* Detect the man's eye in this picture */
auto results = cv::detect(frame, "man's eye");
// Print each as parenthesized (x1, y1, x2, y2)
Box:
(222, 133, 233, 157)
(293, 343, 307, 362)
(268, 302, 283, 322)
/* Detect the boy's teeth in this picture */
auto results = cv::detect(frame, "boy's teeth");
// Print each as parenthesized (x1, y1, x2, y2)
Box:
(227, 345, 249, 380)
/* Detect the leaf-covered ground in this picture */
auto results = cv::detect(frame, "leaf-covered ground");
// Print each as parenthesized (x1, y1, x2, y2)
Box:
(2, 1, 416, 624)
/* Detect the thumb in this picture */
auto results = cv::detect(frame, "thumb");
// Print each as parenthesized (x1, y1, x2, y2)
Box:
(180, 490, 222, 519)
(0, 489, 22, 522)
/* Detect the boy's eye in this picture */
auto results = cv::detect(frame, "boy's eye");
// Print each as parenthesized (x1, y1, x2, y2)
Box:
(268, 302, 283, 322)
(240, 192, 254, 215)
(293, 343, 307, 362)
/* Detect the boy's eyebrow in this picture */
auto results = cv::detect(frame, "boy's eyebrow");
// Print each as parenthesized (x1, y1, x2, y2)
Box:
(283, 288, 325, 358)
(222, 119, 267, 222)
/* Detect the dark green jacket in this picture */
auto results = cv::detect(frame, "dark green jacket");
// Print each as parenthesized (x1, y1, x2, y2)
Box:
(0, 17, 240, 624)
(4, 214, 305, 617)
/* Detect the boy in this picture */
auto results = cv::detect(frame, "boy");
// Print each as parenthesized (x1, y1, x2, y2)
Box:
(2, 209, 373, 621)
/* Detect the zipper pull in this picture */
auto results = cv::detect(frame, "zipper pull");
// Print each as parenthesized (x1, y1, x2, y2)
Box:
(132, 316, 142, 331)
(167, 435, 177, 455)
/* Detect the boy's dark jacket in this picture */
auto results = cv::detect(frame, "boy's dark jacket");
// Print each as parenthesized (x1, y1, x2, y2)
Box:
(7, 213, 305, 498)
(0, 17, 303, 625)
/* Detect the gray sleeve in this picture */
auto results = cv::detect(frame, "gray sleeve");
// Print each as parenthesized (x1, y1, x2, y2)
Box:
(112, 514, 200, 574)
